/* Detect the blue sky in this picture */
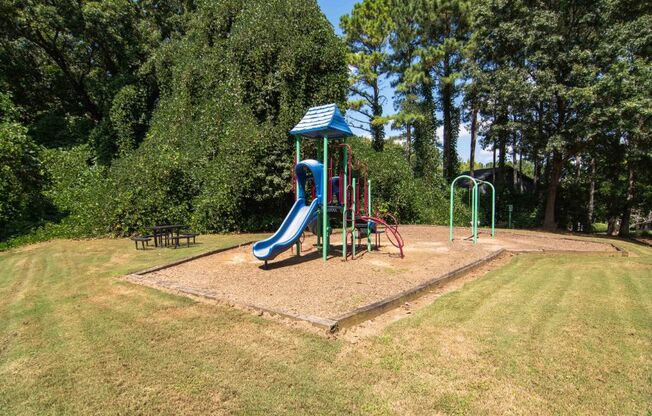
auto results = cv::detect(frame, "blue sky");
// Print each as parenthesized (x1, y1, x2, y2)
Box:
(316, 0, 492, 163)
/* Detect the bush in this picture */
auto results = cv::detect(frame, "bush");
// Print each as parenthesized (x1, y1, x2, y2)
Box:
(349, 138, 470, 225)
(0, 95, 47, 239)
(41, 145, 111, 236)
(33, 0, 349, 237)
(591, 222, 608, 233)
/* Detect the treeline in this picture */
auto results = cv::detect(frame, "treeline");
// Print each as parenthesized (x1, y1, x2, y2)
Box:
(1, 0, 648, 242)
(341, 0, 651, 234)
(0, 0, 463, 242)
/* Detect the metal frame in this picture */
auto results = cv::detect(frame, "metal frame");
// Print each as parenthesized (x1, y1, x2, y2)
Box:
(449, 175, 495, 243)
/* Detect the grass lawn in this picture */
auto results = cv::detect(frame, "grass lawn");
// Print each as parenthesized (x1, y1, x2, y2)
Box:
(0, 235, 650, 415)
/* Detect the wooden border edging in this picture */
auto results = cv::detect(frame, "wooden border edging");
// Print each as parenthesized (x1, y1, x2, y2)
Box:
(124, 274, 338, 331)
(125, 234, 628, 334)
(331, 249, 507, 331)
(506, 246, 627, 257)
(132, 240, 258, 276)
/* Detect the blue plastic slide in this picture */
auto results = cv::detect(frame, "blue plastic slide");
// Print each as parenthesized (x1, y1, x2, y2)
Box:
(253, 159, 323, 261)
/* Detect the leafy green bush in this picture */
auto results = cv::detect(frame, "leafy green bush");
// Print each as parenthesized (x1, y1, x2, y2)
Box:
(41, 145, 110, 236)
(591, 223, 608, 233)
(0, 94, 47, 238)
(34, 0, 349, 237)
(349, 138, 470, 225)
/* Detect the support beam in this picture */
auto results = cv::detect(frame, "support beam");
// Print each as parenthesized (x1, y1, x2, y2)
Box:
(322, 135, 328, 261)
(295, 135, 301, 256)
(342, 142, 348, 259)
(367, 179, 371, 252)
(352, 177, 357, 259)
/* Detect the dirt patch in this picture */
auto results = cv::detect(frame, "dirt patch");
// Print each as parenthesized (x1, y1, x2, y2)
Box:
(128, 226, 617, 332)
(134, 227, 510, 318)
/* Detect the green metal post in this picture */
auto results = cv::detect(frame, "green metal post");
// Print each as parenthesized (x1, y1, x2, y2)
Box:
(486, 182, 496, 237)
(295, 135, 301, 197)
(367, 179, 371, 252)
(322, 135, 328, 261)
(295, 135, 301, 256)
(450, 175, 479, 243)
(475, 180, 496, 238)
(473, 184, 478, 243)
(342, 142, 347, 259)
(352, 177, 357, 258)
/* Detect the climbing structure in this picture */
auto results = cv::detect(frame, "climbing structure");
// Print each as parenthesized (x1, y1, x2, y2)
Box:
(252, 104, 404, 266)
(449, 175, 495, 243)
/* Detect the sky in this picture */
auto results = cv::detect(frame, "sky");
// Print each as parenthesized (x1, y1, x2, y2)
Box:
(316, 0, 493, 163)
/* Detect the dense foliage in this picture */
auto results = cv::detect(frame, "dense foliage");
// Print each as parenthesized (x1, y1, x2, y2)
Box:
(0, 0, 648, 244)
(343, 0, 651, 234)
(25, 0, 351, 237)
(0, 94, 47, 238)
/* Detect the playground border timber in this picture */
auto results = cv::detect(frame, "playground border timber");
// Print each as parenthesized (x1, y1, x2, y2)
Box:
(123, 234, 627, 333)
(124, 246, 507, 333)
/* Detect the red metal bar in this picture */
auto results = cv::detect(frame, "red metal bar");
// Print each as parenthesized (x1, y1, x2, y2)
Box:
(338, 171, 344, 205)
(336, 143, 355, 207)
(363, 164, 368, 215)
(311, 179, 316, 201)
(328, 157, 333, 204)
(360, 215, 405, 258)
(356, 180, 360, 215)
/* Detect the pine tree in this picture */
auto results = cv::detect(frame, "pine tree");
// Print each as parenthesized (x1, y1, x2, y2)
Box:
(341, 0, 394, 151)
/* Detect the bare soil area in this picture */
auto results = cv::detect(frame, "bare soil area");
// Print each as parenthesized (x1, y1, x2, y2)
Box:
(133, 226, 616, 323)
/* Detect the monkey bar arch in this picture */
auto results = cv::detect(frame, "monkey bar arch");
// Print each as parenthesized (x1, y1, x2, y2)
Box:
(449, 175, 495, 243)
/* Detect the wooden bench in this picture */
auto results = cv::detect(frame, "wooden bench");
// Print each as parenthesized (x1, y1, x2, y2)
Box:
(131, 235, 152, 250)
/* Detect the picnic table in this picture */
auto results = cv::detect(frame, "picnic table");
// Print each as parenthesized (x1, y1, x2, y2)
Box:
(148, 224, 187, 248)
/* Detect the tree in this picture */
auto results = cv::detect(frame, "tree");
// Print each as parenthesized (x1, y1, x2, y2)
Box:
(472, 0, 610, 230)
(98, 0, 349, 233)
(0, 0, 193, 161)
(592, 9, 652, 236)
(0, 93, 45, 238)
(424, 0, 471, 181)
(341, 0, 393, 151)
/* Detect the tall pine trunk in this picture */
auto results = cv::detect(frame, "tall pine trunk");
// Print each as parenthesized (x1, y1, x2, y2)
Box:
(441, 54, 454, 181)
(587, 157, 596, 227)
(492, 145, 496, 183)
(533, 154, 539, 192)
(406, 124, 412, 165)
(543, 150, 563, 230)
(371, 78, 384, 151)
(619, 161, 635, 237)
(519, 147, 524, 193)
(469, 107, 478, 177)
(512, 134, 518, 191)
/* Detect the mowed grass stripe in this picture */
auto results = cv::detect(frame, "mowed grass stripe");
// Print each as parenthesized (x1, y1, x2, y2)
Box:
(0, 236, 650, 415)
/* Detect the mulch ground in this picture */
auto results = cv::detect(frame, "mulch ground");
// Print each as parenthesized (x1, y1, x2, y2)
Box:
(134, 226, 616, 320)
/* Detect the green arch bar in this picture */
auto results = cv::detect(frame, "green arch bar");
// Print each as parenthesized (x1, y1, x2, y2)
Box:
(449, 175, 495, 243)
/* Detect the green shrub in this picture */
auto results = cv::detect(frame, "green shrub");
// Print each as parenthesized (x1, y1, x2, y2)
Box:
(34, 0, 349, 237)
(349, 138, 470, 225)
(591, 222, 608, 233)
(41, 145, 111, 236)
(0, 95, 47, 238)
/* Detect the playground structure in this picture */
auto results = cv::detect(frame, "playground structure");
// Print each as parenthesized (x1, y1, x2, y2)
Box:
(252, 104, 404, 267)
(132, 225, 621, 332)
(449, 174, 495, 243)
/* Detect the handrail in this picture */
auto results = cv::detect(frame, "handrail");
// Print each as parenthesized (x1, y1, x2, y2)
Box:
(360, 215, 405, 258)
(475, 179, 495, 237)
(450, 175, 479, 243)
